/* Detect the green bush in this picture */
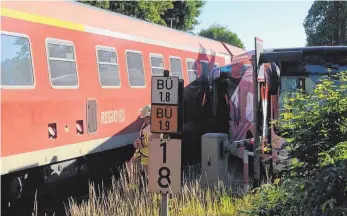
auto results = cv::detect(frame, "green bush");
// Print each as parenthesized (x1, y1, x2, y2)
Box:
(247, 141, 347, 216)
(279, 72, 347, 178)
(247, 72, 347, 216)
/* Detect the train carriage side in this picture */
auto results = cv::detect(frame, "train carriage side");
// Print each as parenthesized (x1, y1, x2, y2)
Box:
(1, 4, 235, 205)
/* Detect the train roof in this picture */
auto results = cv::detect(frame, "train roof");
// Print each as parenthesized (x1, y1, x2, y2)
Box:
(1, 0, 246, 58)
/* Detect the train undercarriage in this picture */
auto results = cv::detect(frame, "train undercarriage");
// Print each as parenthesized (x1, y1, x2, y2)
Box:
(1, 144, 135, 215)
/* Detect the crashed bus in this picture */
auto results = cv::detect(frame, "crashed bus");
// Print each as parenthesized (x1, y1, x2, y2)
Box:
(203, 38, 347, 188)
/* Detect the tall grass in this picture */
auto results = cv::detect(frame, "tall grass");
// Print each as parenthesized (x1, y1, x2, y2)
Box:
(66, 163, 257, 216)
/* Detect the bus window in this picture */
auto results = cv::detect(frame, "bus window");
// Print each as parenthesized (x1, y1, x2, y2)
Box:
(280, 50, 347, 92)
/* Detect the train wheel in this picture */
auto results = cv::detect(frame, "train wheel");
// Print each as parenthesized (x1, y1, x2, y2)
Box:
(2, 168, 42, 215)
(9, 176, 23, 201)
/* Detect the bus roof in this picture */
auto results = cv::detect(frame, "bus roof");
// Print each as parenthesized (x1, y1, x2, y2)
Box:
(269, 46, 347, 53)
(231, 46, 347, 64)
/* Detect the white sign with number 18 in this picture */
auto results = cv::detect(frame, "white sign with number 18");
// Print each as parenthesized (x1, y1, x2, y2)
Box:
(148, 138, 181, 194)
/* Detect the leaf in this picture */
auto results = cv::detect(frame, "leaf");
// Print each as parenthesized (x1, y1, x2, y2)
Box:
(322, 199, 329, 212)
(329, 199, 336, 210)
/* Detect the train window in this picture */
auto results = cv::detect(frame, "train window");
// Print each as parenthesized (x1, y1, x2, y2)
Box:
(170, 56, 183, 79)
(96, 46, 120, 88)
(186, 59, 197, 84)
(200, 60, 210, 78)
(126, 50, 145, 87)
(1, 33, 35, 88)
(150, 53, 165, 76)
(46, 38, 78, 88)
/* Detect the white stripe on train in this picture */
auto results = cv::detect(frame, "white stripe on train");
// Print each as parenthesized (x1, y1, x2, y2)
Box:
(0, 131, 139, 175)
(84, 25, 228, 58)
(1, 7, 233, 59)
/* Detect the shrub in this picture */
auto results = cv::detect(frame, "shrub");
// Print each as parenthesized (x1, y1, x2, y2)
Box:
(249, 141, 347, 216)
(249, 72, 347, 215)
(278, 72, 347, 178)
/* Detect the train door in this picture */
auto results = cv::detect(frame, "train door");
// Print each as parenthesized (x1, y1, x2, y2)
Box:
(87, 99, 98, 134)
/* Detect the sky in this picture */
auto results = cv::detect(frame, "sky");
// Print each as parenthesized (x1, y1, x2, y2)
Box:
(194, 0, 315, 51)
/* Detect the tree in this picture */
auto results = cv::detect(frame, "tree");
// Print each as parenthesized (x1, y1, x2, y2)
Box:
(161, 0, 206, 32)
(198, 24, 245, 49)
(108, 1, 174, 26)
(303, 0, 347, 46)
(82, 0, 109, 9)
(79, 0, 205, 32)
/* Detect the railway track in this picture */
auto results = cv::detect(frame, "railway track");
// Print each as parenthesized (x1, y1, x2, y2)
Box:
(2, 170, 92, 216)
(1, 156, 248, 216)
(1, 158, 130, 216)
(1, 145, 135, 216)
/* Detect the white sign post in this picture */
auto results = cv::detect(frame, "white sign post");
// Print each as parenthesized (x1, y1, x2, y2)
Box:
(151, 76, 180, 134)
(151, 76, 179, 105)
(150, 71, 182, 216)
(253, 37, 264, 187)
(148, 138, 181, 194)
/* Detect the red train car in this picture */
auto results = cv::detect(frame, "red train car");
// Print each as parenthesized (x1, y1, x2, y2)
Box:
(0, 1, 245, 203)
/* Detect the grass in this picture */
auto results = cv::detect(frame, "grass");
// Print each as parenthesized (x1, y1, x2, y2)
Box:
(65, 163, 258, 216)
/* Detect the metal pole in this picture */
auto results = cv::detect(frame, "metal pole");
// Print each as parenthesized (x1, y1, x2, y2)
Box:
(161, 69, 170, 216)
(252, 55, 261, 187)
(243, 150, 249, 193)
(161, 193, 169, 216)
(167, 18, 174, 28)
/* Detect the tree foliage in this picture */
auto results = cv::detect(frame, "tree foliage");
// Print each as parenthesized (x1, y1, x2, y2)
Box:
(160, 0, 205, 32)
(248, 141, 347, 216)
(303, 0, 347, 46)
(247, 72, 347, 215)
(108, 0, 174, 26)
(79, 0, 205, 32)
(82, 0, 109, 9)
(279, 72, 347, 177)
(198, 24, 245, 49)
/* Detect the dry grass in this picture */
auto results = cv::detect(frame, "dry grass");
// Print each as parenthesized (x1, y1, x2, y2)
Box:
(66, 163, 257, 216)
